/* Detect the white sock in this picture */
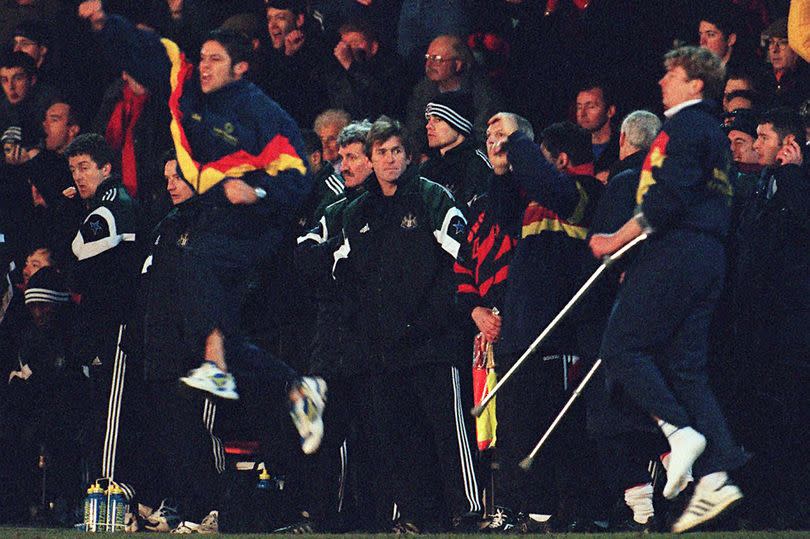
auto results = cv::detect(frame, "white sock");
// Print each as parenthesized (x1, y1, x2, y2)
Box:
(660, 423, 706, 499)
(624, 483, 654, 525)
(697, 471, 728, 491)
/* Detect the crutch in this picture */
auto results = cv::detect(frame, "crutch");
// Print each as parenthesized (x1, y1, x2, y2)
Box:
(519, 358, 602, 470)
(470, 232, 647, 418)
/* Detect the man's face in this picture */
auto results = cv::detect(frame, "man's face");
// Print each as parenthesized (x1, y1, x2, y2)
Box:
(42, 102, 75, 152)
(723, 78, 751, 111)
(371, 136, 410, 186)
(699, 21, 733, 60)
(28, 302, 56, 329)
(165, 159, 194, 205)
(659, 65, 698, 110)
(724, 95, 753, 114)
(485, 121, 510, 174)
(576, 88, 614, 133)
(266, 7, 298, 50)
(425, 37, 460, 83)
(69, 153, 109, 200)
(13, 36, 46, 67)
(317, 123, 342, 162)
(338, 141, 373, 188)
(426, 115, 461, 150)
(0, 66, 33, 105)
(198, 40, 241, 94)
(727, 130, 758, 164)
(767, 37, 799, 73)
(753, 122, 783, 166)
(339, 31, 376, 61)
(540, 143, 566, 172)
(22, 248, 51, 284)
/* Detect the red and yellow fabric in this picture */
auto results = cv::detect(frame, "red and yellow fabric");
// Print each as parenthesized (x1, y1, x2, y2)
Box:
(161, 39, 306, 195)
(637, 131, 669, 205)
(472, 333, 497, 451)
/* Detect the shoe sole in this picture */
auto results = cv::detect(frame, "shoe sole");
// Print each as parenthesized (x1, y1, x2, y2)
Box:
(180, 376, 239, 400)
(672, 491, 743, 533)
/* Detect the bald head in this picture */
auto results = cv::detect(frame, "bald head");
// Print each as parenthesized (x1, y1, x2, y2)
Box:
(425, 35, 471, 91)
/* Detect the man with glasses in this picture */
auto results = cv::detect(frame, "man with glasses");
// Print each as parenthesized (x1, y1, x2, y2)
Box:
(406, 35, 503, 157)
(762, 17, 810, 109)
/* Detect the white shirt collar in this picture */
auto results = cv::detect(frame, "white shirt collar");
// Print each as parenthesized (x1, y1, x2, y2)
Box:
(664, 98, 703, 118)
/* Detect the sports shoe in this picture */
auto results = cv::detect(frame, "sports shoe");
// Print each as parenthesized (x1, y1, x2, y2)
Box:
(143, 499, 181, 532)
(180, 361, 239, 400)
(391, 519, 421, 535)
(288, 376, 327, 454)
(671, 474, 743, 533)
(485, 506, 529, 533)
(170, 521, 200, 534)
(196, 510, 219, 534)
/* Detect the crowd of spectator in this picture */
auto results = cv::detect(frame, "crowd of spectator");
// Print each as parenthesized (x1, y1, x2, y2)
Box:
(0, 0, 807, 534)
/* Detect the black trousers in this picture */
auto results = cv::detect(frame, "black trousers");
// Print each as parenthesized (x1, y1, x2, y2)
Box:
(365, 364, 481, 530)
(495, 352, 591, 518)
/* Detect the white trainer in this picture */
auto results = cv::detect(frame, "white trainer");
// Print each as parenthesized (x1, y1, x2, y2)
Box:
(289, 376, 327, 454)
(180, 361, 239, 400)
(672, 474, 743, 533)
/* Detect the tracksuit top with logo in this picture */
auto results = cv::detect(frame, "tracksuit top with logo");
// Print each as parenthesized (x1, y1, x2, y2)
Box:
(636, 100, 732, 237)
(71, 177, 138, 366)
(332, 167, 468, 373)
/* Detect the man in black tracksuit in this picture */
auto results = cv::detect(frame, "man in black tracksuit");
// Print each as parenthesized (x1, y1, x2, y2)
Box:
(331, 117, 480, 532)
(66, 133, 139, 495)
(590, 47, 748, 533)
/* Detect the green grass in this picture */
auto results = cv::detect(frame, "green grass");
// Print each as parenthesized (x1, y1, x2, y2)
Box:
(0, 529, 807, 538)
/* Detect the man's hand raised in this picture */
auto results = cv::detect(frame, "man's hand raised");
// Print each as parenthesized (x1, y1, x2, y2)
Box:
(78, 1, 107, 32)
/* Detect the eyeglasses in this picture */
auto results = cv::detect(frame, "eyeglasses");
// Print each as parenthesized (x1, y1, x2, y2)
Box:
(424, 53, 456, 63)
(766, 38, 789, 50)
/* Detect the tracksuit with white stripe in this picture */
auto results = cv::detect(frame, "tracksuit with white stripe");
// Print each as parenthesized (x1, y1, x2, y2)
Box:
(70, 175, 139, 491)
(331, 167, 480, 530)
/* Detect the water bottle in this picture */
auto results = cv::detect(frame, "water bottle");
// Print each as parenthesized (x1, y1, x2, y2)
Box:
(83, 482, 106, 532)
(256, 469, 273, 491)
(106, 483, 127, 532)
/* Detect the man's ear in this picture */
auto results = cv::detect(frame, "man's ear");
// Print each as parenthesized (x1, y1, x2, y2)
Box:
(783, 133, 796, 146)
(727, 33, 737, 49)
(295, 13, 305, 29)
(556, 151, 570, 171)
(370, 40, 379, 57)
(67, 124, 80, 139)
(101, 162, 112, 178)
(689, 77, 704, 98)
(607, 104, 617, 119)
(233, 60, 249, 78)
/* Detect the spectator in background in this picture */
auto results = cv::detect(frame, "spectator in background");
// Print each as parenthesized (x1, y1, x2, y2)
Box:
(313, 109, 350, 168)
(0, 51, 58, 150)
(723, 65, 768, 113)
(761, 17, 810, 109)
(731, 106, 809, 530)
(321, 20, 409, 121)
(698, 3, 758, 71)
(575, 79, 619, 183)
(397, 0, 469, 72)
(406, 34, 504, 157)
(258, 0, 328, 128)
(93, 70, 172, 220)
